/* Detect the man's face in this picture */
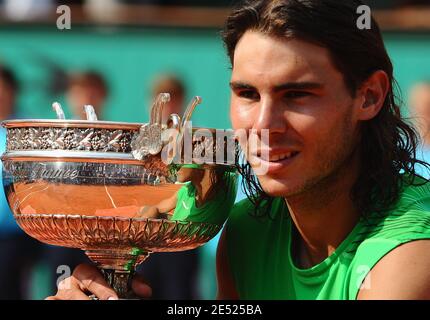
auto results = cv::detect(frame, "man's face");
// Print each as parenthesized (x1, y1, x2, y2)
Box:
(230, 31, 362, 198)
(410, 84, 430, 132)
(177, 167, 204, 183)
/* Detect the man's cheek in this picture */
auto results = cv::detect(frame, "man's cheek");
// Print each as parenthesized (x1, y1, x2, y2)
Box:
(231, 115, 253, 131)
(230, 107, 244, 130)
(232, 103, 257, 126)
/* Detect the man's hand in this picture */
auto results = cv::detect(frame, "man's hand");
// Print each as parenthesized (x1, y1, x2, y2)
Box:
(45, 264, 152, 300)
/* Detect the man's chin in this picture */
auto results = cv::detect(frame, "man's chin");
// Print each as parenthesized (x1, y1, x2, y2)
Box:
(260, 182, 305, 198)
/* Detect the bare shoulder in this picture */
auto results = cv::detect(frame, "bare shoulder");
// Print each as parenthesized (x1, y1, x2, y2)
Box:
(358, 240, 430, 300)
(216, 227, 240, 300)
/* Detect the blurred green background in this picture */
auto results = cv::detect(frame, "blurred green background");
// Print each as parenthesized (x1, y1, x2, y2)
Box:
(1, 28, 430, 125)
(0, 26, 232, 128)
(1, 26, 430, 300)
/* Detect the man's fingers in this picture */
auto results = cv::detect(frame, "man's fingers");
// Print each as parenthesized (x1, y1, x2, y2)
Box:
(73, 264, 118, 300)
(57, 289, 92, 300)
(132, 274, 152, 298)
(51, 275, 92, 300)
(46, 264, 120, 300)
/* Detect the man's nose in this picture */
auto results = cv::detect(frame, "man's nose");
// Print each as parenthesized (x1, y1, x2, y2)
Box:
(253, 96, 287, 134)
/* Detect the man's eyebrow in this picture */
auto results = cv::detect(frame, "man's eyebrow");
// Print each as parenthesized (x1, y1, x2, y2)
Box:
(229, 81, 324, 91)
(273, 82, 324, 92)
(229, 82, 256, 90)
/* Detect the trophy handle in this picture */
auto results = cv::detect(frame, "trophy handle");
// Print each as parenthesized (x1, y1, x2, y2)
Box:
(131, 93, 171, 159)
(84, 105, 98, 121)
(52, 102, 66, 120)
(167, 113, 181, 130)
(131, 94, 202, 161)
(175, 96, 203, 158)
(181, 96, 202, 129)
(150, 92, 170, 125)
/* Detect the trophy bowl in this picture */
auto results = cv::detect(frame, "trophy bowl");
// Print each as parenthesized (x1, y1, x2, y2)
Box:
(1, 96, 239, 298)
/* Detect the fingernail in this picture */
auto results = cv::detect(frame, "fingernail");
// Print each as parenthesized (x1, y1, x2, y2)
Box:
(108, 296, 118, 300)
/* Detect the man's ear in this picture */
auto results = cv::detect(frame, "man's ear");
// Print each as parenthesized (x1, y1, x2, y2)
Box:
(356, 70, 390, 121)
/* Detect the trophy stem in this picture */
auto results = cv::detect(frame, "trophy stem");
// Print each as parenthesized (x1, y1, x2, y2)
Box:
(99, 269, 135, 299)
(85, 249, 150, 299)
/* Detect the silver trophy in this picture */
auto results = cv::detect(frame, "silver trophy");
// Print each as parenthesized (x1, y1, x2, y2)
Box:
(1, 94, 239, 299)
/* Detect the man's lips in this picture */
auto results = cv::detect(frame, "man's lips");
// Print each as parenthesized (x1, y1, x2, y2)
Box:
(251, 150, 301, 162)
(247, 151, 300, 174)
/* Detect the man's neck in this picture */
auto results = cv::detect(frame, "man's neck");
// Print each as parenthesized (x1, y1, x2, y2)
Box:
(285, 153, 361, 268)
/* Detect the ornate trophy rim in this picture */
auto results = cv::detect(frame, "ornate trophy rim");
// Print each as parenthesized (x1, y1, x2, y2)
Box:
(2, 150, 136, 163)
(14, 213, 222, 252)
(2, 121, 239, 166)
(13, 213, 223, 298)
(2, 119, 144, 130)
(2, 119, 227, 134)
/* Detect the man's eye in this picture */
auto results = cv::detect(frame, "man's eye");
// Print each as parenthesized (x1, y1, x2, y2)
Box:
(238, 90, 260, 100)
(284, 91, 312, 99)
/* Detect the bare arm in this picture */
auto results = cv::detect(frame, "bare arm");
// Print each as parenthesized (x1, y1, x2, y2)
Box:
(154, 192, 179, 214)
(138, 192, 178, 218)
(216, 227, 240, 300)
(357, 240, 430, 300)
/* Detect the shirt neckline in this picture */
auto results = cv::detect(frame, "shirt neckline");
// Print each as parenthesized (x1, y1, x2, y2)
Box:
(287, 214, 363, 284)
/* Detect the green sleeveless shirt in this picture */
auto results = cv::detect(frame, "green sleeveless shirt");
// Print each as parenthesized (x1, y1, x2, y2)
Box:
(226, 176, 430, 299)
(171, 173, 238, 225)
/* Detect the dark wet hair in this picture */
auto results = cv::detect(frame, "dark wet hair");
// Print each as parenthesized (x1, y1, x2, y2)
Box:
(223, 0, 430, 217)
